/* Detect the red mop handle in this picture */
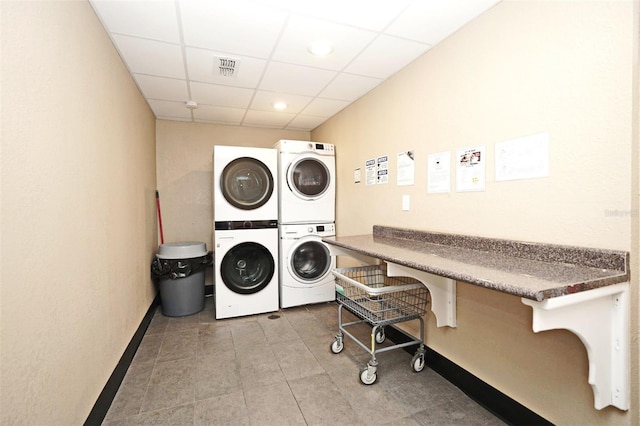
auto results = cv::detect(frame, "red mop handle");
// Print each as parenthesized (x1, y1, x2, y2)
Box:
(155, 190, 165, 244)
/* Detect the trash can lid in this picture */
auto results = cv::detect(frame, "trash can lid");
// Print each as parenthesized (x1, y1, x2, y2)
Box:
(157, 241, 207, 259)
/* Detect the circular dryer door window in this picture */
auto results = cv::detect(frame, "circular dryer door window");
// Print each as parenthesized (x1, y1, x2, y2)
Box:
(287, 158, 330, 200)
(221, 157, 274, 210)
(290, 241, 331, 284)
(221, 242, 275, 294)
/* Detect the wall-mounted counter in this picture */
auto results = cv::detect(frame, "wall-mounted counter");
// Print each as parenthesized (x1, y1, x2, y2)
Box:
(323, 225, 630, 411)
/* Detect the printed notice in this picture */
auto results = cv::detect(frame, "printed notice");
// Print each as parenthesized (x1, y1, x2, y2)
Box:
(377, 155, 389, 184)
(495, 132, 549, 181)
(397, 151, 415, 186)
(428, 151, 451, 193)
(456, 145, 485, 192)
(365, 159, 376, 186)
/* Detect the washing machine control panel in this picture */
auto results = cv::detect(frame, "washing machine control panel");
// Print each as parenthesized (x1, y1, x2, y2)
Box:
(309, 223, 335, 236)
(281, 223, 335, 238)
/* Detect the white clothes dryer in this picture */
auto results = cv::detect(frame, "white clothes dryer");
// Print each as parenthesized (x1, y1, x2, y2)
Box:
(279, 223, 336, 308)
(213, 145, 278, 222)
(214, 224, 279, 319)
(274, 140, 335, 224)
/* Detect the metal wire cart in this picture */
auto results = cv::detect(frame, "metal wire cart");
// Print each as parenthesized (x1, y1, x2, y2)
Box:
(330, 264, 430, 385)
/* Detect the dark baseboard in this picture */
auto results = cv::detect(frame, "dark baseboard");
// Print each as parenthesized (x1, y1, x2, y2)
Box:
(84, 294, 160, 426)
(385, 326, 553, 426)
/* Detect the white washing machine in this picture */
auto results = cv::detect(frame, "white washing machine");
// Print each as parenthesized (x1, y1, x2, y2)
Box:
(279, 223, 336, 308)
(214, 225, 279, 319)
(213, 145, 278, 222)
(274, 140, 335, 224)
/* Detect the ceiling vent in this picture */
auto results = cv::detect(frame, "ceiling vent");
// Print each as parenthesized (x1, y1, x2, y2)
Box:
(214, 56, 240, 78)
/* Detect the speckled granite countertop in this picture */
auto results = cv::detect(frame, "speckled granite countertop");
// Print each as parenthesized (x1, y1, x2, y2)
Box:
(323, 225, 629, 301)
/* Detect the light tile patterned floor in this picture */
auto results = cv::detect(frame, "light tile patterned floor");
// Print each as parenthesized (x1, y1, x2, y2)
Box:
(103, 297, 506, 425)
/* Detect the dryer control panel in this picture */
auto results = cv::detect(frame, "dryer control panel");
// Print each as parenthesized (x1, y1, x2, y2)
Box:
(276, 139, 335, 156)
(313, 143, 334, 154)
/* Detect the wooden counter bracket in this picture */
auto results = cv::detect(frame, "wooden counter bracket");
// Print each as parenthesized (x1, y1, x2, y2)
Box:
(521, 282, 630, 411)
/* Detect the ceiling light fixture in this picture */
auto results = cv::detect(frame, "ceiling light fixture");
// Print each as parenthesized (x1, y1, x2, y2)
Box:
(308, 40, 334, 57)
(273, 102, 287, 111)
(185, 100, 198, 110)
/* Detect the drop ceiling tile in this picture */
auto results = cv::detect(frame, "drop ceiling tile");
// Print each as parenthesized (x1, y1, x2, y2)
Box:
(148, 99, 193, 120)
(243, 110, 296, 128)
(193, 105, 245, 124)
(344, 35, 431, 79)
(185, 47, 266, 88)
(178, 0, 287, 58)
(190, 82, 255, 109)
(286, 114, 327, 131)
(90, 0, 180, 42)
(302, 98, 350, 118)
(250, 91, 313, 113)
(112, 34, 185, 79)
(319, 73, 383, 101)
(386, 0, 501, 44)
(260, 62, 337, 97)
(92, 0, 502, 130)
(263, 0, 411, 31)
(134, 74, 188, 102)
(272, 15, 377, 71)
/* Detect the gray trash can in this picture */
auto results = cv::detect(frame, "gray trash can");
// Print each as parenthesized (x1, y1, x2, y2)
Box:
(151, 242, 211, 317)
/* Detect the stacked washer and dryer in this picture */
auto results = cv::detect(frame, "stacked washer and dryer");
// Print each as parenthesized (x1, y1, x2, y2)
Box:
(212, 145, 280, 319)
(274, 140, 337, 309)
(212, 141, 336, 319)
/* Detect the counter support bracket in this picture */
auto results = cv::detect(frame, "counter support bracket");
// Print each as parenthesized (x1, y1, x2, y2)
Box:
(328, 245, 381, 267)
(521, 282, 630, 411)
(386, 262, 457, 328)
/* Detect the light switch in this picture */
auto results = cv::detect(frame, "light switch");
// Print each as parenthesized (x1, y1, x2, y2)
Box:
(402, 195, 410, 211)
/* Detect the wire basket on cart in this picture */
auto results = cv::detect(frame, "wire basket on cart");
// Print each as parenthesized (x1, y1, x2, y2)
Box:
(330, 265, 430, 385)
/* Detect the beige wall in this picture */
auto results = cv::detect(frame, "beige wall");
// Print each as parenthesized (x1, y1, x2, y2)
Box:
(155, 120, 308, 248)
(313, 1, 638, 425)
(1, 1, 157, 424)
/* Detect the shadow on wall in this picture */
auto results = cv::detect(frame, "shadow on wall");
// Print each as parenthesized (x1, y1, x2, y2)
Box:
(159, 170, 214, 247)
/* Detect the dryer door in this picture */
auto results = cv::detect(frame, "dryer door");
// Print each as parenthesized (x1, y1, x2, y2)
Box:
(221, 157, 274, 210)
(288, 239, 331, 285)
(286, 157, 330, 201)
(220, 241, 275, 294)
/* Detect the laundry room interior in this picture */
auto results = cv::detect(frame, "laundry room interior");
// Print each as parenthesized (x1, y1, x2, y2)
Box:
(2, 1, 639, 426)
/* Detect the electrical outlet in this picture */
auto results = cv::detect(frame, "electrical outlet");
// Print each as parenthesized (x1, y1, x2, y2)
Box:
(402, 195, 410, 211)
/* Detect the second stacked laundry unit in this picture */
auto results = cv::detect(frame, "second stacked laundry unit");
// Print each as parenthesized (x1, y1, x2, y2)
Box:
(274, 140, 336, 308)
(213, 145, 279, 319)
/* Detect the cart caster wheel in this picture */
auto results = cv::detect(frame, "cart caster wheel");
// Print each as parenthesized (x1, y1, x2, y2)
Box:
(411, 352, 425, 372)
(360, 368, 377, 385)
(375, 328, 386, 344)
(330, 339, 344, 354)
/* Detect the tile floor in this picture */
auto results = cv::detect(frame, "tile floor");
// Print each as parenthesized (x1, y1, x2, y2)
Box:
(103, 297, 506, 425)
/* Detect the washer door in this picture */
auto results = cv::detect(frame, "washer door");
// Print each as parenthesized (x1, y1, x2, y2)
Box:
(289, 240, 331, 284)
(286, 157, 330, 200)
(221, 157, 274, 210)
(220, 242, 275, 294)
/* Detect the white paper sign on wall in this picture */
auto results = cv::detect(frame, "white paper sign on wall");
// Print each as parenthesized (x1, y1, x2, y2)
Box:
(377, 155, 389, 185)
(365, 159, 376, 186)
(495, 132, 549, 182)
(397, 151, 415, 186)
(428, 151, 451, 193)
(456, 145, 485, 192)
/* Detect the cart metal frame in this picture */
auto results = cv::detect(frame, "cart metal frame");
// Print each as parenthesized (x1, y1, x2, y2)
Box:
(330, 265, 430, 385)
